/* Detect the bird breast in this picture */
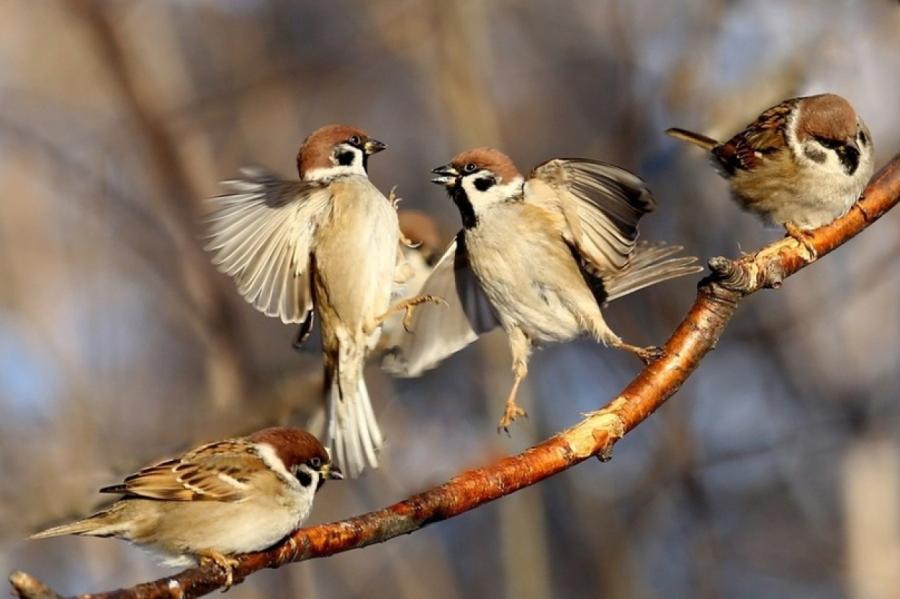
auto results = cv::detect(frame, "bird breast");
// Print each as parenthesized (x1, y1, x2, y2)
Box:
(464, 204, 598, 343)
(313, 176, 400, 328)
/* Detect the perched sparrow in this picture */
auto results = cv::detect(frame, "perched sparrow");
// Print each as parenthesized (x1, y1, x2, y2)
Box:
(667, 93, 874, 240)
(205, 124, 437, 477)
(384, 148, 702, 431)
(32, 427, 341, 586)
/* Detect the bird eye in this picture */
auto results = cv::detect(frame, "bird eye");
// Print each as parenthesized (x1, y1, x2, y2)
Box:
(309, 457, 322, 468)
(464, 163, 477, 173)
(349, 136, 361, 146)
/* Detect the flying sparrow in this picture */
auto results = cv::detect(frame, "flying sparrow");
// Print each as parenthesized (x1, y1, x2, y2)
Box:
(32, 427, 342, 587)
(667, 93, 874, 244)
(384, 148, 702, 432)
(205, 124, 438, 477)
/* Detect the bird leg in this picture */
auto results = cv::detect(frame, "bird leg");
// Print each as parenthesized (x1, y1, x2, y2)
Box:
(198, 549, 240, 590)
(498, 329, 530, 435)
(374, 294, 447, 332)
(784, 222, 818, 259)
(611, 340, 664, 365)
(587, 311, 663, 366)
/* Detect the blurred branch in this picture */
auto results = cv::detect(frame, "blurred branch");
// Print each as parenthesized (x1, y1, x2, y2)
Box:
(69, 0, 249, 410)
(10, 155, 900, 599)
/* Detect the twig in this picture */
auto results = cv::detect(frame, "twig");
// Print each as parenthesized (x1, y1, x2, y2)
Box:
(10, 154, 900, 599)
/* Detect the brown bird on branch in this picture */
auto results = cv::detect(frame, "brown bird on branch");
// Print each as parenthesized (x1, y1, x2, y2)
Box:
(667, 93, 874, 249)
(31, 428, 342, 588)
(385, 148, 702, 432)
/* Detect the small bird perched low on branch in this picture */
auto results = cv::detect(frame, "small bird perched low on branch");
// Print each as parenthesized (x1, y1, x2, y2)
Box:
(666, 93, 874, 246)
(384, 148, 702, 432)
(205, 124, 440, 477)
(31, 427, 342, 587)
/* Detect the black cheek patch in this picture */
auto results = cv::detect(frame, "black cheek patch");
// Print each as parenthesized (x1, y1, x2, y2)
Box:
(474, 177, 495, 192)
(337, 151, 355, 166)
(803, 145, 827, 164)
(296, 470, 313, 487)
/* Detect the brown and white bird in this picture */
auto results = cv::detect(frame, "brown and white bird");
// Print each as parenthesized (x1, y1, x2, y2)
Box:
(667, 93, 874, 238)
(32, 427, 341, 586)
(384, 148, 702, 431)
(205, 124, 434, 477)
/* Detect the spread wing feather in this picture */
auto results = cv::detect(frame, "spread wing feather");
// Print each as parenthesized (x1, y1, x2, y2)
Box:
(526, 158, 655, 275)
(382, 234, 499, 377)
(205, 166, 331, 324)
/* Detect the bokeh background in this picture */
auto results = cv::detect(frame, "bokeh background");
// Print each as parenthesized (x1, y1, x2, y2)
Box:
(2, 1, 899, 598)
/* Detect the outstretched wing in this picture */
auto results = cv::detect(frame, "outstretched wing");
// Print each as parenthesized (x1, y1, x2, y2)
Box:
(205, 166, 332, 324)
(382, 233, 499, 377)
(99, 439, 266, 502)
(525, 158, 655, 276)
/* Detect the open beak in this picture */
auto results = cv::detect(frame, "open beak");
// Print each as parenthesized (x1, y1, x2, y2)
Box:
(363, 138, 387, 155)
(431, 163, 459, 186)
(322, 464, 343, 480)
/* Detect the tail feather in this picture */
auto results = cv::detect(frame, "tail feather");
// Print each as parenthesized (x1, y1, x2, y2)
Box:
(605, 242, 703, 301)
(31, 510, 122, 540)
(666, 127, 719, 151)
(325, 341, 383, 478)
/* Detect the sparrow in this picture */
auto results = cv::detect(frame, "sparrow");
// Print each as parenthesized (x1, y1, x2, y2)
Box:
(205, 124, 438, 477)
(667, 93, 874, 243)
(31, 427, 342, 587)
(384, 148, 702, 432)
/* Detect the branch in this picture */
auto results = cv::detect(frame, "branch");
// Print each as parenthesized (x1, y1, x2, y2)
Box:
(11, 154, 900, 599)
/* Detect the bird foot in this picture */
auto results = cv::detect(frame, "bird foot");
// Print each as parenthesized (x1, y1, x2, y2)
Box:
(497, 400, 528, 435)
(198, 549, 240, 590)
(784, 223, 818, 259)
(613, 341, 664, 365)
(374, 294, 446, 333)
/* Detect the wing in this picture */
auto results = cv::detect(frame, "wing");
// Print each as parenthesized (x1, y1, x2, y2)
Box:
(382, 233, 499, 377)
(526, 158, 655, 276)
(712, 99, 796, 174)
(204, 166, 332, 324)
(99, 439, 266, 502)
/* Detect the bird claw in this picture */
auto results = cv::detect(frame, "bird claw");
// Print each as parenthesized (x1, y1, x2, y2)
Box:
(401, 294, 447, 332)
(199, 550, 240, 590)
(635, 345, 664, 365)
(496, 402, 528, 435)
(784, 223, 818, 259)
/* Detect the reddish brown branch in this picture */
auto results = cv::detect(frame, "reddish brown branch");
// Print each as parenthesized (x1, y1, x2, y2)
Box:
(11, 154, 900, 599)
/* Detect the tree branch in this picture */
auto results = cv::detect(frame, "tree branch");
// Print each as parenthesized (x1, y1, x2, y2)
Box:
(11, 154, 900, 599)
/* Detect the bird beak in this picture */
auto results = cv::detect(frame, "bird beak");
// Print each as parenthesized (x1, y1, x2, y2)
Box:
(322, 464, 343, 480)
(363, 138, 387, 155)
(845, 137, 860, 155)
(431, 163, 459, 186)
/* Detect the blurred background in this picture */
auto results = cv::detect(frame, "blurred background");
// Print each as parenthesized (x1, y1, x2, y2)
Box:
(2, 1, 899, 597)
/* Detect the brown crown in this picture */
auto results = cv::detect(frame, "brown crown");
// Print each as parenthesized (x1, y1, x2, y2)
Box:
(249, 427, 329, 470)
(450, 147, 522, 182)
(795, 94, 859, 142)
(296, 124, 369, 177)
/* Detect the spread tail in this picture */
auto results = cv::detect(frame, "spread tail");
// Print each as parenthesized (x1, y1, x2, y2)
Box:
(325, 341, 383, 478)
(604, 242, 703, 302)
(665, 127, 719, 151)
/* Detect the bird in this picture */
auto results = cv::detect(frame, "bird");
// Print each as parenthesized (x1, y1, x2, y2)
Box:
(31, 427, 342, 587)
(666, 93, 874, 246)
(204, 124, 439, 477)
(383, 148, 702, 432)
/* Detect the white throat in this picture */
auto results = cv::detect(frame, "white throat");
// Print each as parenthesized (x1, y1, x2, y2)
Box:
(305, 144, 368, 182)
(462, 176, 524, 213)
